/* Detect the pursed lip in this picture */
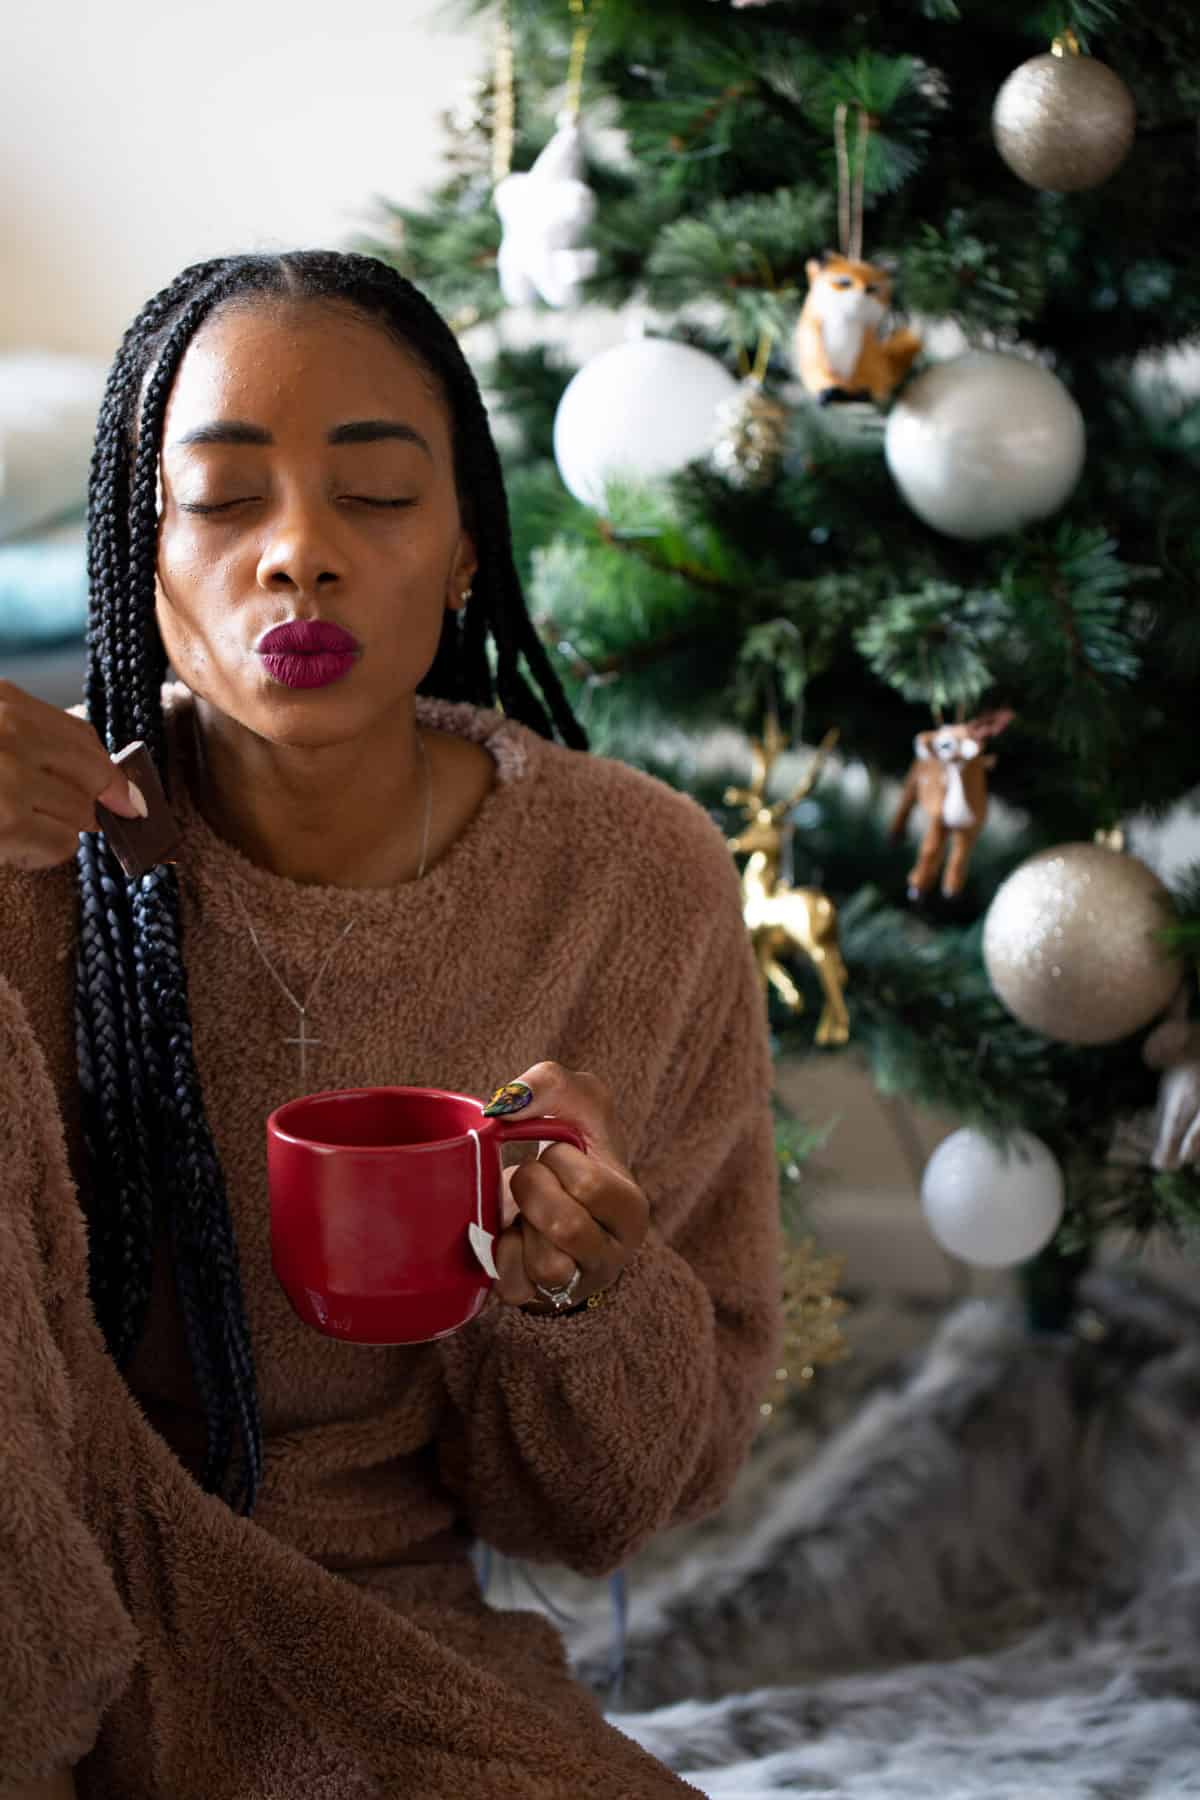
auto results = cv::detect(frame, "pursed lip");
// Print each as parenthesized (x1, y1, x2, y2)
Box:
(256, 619, 360, 656)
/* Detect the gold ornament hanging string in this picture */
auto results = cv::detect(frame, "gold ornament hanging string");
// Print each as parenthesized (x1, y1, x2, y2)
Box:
(736, 248, 780, 384)
(737, 327, 777, 384)
(492, 0, 516, 185)
(565, 0, 598, 121)
(492, 0, 598, 182)
(834, 101, 870, 262)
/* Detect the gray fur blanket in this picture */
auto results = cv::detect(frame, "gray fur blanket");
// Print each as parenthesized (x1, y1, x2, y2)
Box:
(495, 1269, 1200, 1797)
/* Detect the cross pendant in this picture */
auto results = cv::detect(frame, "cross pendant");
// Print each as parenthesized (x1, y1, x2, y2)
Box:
(285, 1012, 320, 1086)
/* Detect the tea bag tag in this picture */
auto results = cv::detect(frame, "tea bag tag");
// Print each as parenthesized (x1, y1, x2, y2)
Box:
(468, 1223, 499, 1279)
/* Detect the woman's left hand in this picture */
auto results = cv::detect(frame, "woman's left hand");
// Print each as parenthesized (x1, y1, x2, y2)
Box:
(483, 1062, 649, 1311)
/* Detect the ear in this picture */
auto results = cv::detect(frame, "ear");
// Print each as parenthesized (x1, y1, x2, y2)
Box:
(446, 531, 479, 613)
(805, 257, 823, 285)
(969, 707, 1016, 742)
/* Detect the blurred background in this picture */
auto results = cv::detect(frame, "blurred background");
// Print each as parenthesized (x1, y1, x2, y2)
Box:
(0, 1, 485, 356)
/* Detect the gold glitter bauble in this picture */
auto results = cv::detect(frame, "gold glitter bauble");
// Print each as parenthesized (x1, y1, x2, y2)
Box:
(982, 844, 1182, 1046)
(711, 377, 790, 490)
(992, 47, 1135, 193)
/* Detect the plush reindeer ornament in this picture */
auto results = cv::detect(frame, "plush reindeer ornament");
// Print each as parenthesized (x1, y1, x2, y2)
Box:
(890, 710, 1015, 901)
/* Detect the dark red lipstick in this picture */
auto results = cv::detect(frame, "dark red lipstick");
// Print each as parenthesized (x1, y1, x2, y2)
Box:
(256, 619, 360, 690)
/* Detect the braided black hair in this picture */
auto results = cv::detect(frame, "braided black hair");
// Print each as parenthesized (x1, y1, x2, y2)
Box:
(78, 250, 587, 1516)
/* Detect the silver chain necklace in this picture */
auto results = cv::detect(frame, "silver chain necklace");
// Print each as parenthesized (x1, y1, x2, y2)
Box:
(228, 728, 432, 1084)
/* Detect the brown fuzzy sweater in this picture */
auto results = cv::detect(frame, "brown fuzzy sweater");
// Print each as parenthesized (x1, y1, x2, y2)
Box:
(0, 685, 782, 1798)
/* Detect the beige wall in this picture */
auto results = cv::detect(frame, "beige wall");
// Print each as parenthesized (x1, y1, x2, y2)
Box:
(1, 0, 484, 358)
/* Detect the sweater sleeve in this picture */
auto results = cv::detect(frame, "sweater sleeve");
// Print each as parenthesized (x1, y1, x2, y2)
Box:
(435, 825, 783, 1578)
(0, 975, 141, 1786)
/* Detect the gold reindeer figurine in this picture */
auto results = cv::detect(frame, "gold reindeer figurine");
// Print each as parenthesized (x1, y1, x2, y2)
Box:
(725, 719, 850, 1046)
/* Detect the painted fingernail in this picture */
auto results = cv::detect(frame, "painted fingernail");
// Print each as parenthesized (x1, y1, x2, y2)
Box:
(482, 1080, 534, 1118)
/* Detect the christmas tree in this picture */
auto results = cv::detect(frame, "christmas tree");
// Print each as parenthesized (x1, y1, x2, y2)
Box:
(360, 0, 1200, 1330)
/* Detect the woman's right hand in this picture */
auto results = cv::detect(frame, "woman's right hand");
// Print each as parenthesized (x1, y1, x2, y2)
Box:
(0, 678, 146, 871)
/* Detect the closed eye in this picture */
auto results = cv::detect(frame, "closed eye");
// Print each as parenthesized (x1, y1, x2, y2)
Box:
(179, 496, 418, 514)
(180, 499, 259, 514)
(346, 497, 418, 509)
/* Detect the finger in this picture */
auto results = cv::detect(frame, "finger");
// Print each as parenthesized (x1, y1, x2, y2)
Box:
(520, 1219, 583, 1298)
(492, 1221, 538, 1306)
(0, 682, 144, 817)
(509, 1159, 618, 1272)
(482, 1060, 629, 1167)
(25, 765, 111, 833)
(507, 1152, 644, 1252)
(500, 1163, 520, 1229)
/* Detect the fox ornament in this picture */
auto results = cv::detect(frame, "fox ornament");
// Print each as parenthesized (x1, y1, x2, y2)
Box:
(794, 252, 922, 406)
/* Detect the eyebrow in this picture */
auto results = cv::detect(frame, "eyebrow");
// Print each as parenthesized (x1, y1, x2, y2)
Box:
(171, 418, 433, 456)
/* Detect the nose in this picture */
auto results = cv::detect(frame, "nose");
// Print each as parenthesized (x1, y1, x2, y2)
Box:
(255, 499, 346, 594)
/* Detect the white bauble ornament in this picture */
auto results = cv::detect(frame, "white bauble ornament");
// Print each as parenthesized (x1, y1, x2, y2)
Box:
(983, 843, 1182, 1046)
(553, 337, 740, 508)
(921, 1127, 1065, 1269)
(494, 114, 599, 309)
(884, 350, 1085, 539)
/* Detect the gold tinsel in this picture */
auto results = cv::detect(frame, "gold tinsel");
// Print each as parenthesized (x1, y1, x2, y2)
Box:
(759, 1239, 849, 1425)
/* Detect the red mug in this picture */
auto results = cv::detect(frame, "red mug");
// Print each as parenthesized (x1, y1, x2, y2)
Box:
(266, 1085, 587, 1345)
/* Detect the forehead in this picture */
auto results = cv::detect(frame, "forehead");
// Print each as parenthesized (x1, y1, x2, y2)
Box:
(160, 299, 450, 444)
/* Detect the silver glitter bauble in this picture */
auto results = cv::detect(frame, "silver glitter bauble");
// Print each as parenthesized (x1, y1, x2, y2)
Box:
(992, 47, 1136, 193)
(711, 378, 790, 489)
(983, 844, 1182, 1046)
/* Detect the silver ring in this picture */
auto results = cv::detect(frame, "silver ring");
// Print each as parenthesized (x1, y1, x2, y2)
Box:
(535, 1266, 583, 1311)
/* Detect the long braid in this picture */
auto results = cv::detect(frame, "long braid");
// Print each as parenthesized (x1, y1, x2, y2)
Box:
(77, 250, 586, 1518)
(134, 286, 270, 1502)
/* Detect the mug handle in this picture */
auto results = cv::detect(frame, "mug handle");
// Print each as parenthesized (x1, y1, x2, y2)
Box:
(466, 1117, 588, 1280)
(487, 1116, 587, 1155)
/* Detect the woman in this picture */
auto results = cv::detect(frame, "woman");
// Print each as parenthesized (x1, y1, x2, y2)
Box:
(0, 251, 781, 1798)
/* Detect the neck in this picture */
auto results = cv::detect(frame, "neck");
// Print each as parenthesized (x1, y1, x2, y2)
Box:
(185, 695, 431, 888)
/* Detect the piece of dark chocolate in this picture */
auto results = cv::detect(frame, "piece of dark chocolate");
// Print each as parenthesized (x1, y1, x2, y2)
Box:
(94, 740, 182, 878)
